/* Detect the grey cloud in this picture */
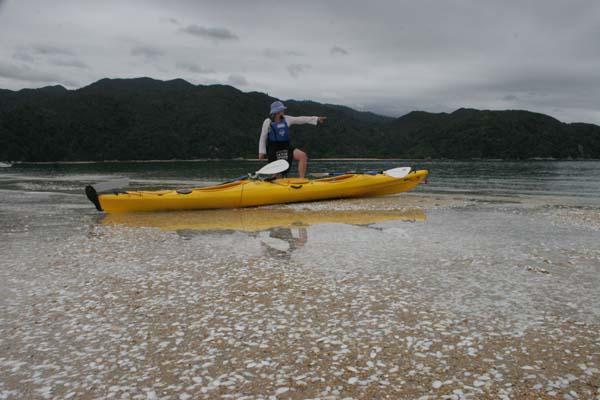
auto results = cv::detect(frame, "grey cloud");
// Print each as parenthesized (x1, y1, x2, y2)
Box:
(0, 62, 62, 83)
(330, 45, 348, 56)
(11, 45, 70, 65)
(131, 46, 165, 59)
(59, 79, 80, 88)
(227, 74, 248, 86)
(263, 48, 303, 58)
(0, 1, 599, 124)
(286, 64, 311, 78)
(361, 62, 600, 120)
(13, 50, 35, 63)
(455, 67, 600, 108)
(13, 45, 88, 70)
(49, 58, 89, 69)
(161, 17, 180, 25)
(180, 24, 238, 41)
(32, 44, 73, 56)
(176, 62, 215, 74)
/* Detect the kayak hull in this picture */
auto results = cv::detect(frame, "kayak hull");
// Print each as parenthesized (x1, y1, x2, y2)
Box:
(91, 169, 428, 213)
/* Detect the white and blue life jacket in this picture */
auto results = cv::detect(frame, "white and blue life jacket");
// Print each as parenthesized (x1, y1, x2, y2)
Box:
(268, 119, 290, 143)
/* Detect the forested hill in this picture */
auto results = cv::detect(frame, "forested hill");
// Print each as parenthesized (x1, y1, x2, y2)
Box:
(0, 77, 598, 161)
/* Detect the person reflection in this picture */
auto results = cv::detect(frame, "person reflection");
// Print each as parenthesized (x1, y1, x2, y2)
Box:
(258, 226, 308, 259)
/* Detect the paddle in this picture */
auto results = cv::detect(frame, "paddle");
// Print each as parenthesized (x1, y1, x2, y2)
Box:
(382, 167, 412, 178)
(218, 159, 291, 184)
(311, 166, 412, 179)
(254, 159, 290, 176)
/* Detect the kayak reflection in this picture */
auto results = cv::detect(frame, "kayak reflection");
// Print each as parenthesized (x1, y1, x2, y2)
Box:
(100, 207, 426, 232)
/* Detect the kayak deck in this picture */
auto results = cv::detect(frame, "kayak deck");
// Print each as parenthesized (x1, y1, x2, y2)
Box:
(87, 169, 428, 213)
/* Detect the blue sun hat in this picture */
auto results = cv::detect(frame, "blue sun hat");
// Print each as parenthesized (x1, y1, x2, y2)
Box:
(269, 101, 287, 115)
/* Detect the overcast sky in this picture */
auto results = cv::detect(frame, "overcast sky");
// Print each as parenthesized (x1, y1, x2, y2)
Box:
(1, 0, 599, 123)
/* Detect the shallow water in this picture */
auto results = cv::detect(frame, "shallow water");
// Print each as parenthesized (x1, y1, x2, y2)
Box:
(1, 160, 599, 320)
(1, 160, 599, 399)
(2, 159, 600, 202)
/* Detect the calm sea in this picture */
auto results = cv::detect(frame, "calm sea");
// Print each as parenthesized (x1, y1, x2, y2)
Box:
(1, 160, 599, 205)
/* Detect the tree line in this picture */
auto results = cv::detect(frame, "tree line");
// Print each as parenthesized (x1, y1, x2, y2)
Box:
(1, 77, 598, 161)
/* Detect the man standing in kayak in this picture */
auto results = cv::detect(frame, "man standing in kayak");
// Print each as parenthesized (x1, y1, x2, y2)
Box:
(258, 101, 326, 178)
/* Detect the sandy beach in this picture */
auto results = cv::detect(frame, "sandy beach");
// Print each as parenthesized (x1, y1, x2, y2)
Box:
(1, 179, 599, 399)
(1, 0, 600, 395)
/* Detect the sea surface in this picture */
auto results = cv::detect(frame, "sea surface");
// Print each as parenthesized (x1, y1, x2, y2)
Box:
(1, 160, 599, 399)
(1, 159, 599, 203)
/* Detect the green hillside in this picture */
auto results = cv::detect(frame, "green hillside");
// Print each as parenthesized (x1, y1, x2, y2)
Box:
(0, 77, 598, 161)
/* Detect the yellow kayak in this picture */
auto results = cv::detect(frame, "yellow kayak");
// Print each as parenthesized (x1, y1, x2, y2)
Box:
(86, 169, 428, 213)
(102, 208, 426, 231)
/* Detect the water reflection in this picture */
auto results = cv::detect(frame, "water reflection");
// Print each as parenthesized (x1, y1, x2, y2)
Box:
(256, 227, 308, 259)
(101, 208, 426, 232)
(101, 208, 426, 259)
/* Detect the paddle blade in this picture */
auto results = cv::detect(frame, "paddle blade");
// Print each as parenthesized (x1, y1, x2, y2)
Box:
(92, 178, 130, 193)
(384, 167, 411, 179)
(256, 159, 289, 175)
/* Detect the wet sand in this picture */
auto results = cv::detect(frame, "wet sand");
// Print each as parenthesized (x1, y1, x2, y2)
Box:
(1, 191, 599, 399)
